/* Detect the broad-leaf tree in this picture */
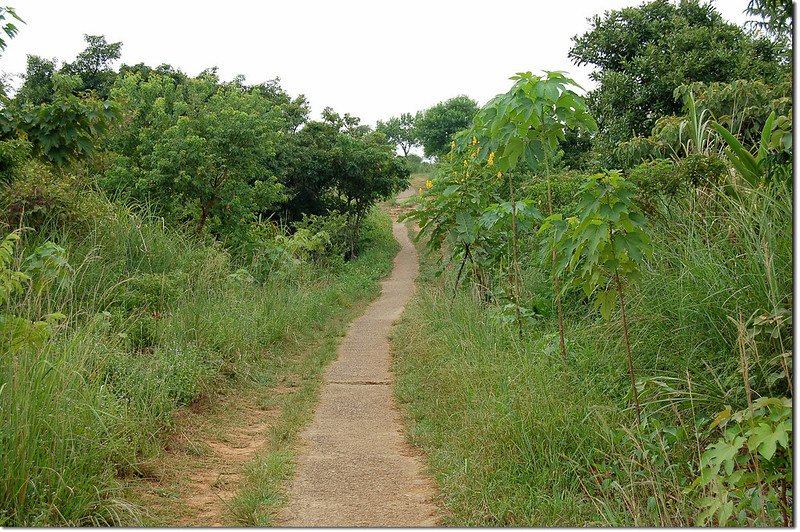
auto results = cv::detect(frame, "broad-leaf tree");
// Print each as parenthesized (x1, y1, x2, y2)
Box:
(542, 171, 652, 425)
(470, 71, 597, 362)
(416, 95, 478, 158)
(569, 0, 789, 163)
(376, 112, 418, 156)
(110, 74, 286, 236)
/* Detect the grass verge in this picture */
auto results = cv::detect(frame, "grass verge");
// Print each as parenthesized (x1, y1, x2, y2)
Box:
(1, 205, 397, 526)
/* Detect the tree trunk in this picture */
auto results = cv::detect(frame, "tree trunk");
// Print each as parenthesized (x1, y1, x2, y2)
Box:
(197, 201, 212, 235)
(348, 207, 364, 260)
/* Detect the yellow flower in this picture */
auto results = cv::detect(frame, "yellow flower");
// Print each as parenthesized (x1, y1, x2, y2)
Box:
(419, 187, 423, 195)
(450, 140, 456, 150)
(471, 136, 478, 146)
(425, 180, 433, 189)
(496, 171, 503, 178)
(487, 151, 495, 167)
(463, 159, 468, 167)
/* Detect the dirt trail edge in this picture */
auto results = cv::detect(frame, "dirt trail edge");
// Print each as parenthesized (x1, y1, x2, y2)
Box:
(278, 213, 438, 527)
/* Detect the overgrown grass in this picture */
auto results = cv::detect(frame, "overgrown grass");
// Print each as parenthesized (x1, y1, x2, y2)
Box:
(0, 200, 398, 526)
(392, 181, 791, 526)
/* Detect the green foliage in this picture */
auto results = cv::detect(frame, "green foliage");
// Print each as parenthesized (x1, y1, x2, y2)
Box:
(0, 84, 121, 165)
(570, 0, 789, 161)
(0, 162, 110, 232)
(328, 131, 409, 257)
(677, 153, 729, 188)
(60, 34, 122, 99)
(13, 55, 56, 105)
(402, 154, 432, 173)
(712, 110, 792, 187)
(376, 112, 418, 156)
(148, 100, 285, 235)
(544, 172, 651, 320)
(693, 397, 792, 526)
(471, 71, 597, 175)
(416, 95, 478, 158)
(627, 159, 682, 208)
(518, 170, 584, 215)
(0, 135, 31, 183)
(403, 139, 518, 301)
(745, 0, 793, 38)
(289, 211, 349, 262)
(0, 5, 22, 54)
(626, 156, 728, 211)
(102, 70, 292, 237)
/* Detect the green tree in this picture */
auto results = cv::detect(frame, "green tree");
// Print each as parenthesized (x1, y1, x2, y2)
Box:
(105, 71, 288, 236)
(416, 95, 478, 158)
(376, 112, 418, 156)
(542, 172, 652, 425)
(147, 92, 284, 236)
(60, 34, 122, 99)
(14, 55, 57, 105)
(569, 0, 788, 162)
(329, 132, 409, 257)
(471, 71, 597, 360)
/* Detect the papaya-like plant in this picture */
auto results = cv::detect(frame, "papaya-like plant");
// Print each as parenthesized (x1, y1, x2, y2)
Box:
(0, 231, 68, 354)
(542, 171, 651, 425)
(693, 397, 792, 526)
(469, 71, 597, 363)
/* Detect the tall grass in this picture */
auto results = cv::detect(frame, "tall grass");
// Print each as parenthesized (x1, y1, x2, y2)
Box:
(392, 180, 791, 526)
(0, 200, 398, 526)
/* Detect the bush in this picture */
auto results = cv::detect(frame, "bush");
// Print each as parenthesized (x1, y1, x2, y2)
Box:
(0, 136, 32, 184)
(675, 153, 728, 188)
(628, 159, 683, 211)
(519, 170, 585, 215)
(0, 164, 111, 233)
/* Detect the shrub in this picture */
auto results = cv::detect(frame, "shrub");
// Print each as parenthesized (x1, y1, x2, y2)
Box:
(0, 164, 111, 232)
(627, 159, 683, 211)
(0, 136, 32, 184)
(676, 153, 729, 188)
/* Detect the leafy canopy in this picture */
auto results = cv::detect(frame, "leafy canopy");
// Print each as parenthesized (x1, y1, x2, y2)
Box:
(469, 71, 597, 174)
(376, 112, 418, 156)
(541, 171, 652, 319)
(416, 95, 478, 158)
(569, 0, 789, 159)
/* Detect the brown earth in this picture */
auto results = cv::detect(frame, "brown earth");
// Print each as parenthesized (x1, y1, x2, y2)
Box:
(277, 218, 439, 527)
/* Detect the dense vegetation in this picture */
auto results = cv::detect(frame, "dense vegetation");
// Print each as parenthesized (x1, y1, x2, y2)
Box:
(0, 0, 793, 527)
(395, 0, 792, 526)
(0, 15, 407, 526)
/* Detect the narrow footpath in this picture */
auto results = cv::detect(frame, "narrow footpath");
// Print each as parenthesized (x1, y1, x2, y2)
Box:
(278, 210, 438, 526)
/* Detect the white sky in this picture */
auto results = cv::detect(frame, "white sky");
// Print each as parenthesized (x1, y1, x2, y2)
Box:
(3, 0, 751, 127)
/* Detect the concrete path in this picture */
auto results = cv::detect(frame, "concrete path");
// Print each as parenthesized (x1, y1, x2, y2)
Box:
(278, 217, 438, 527)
